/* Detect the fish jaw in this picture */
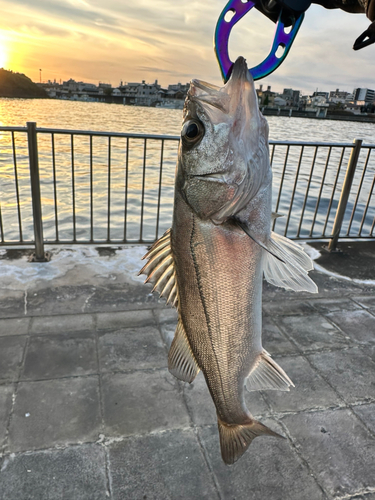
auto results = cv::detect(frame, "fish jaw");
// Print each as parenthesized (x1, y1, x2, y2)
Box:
(179, 56, 270, 224)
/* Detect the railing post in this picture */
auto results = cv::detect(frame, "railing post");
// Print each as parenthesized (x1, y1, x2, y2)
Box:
(327, 139, 362, 252)
(27, 122, 50, 262)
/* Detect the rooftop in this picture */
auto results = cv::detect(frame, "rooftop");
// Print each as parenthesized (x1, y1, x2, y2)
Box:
(0, 241, 375, 499)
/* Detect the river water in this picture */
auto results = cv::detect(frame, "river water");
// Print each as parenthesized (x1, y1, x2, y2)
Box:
(1, 98, 375, 142)
(0, 98, 374, 244)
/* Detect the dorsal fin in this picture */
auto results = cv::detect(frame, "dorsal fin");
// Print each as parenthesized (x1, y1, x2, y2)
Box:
(139, 229, 179, 309)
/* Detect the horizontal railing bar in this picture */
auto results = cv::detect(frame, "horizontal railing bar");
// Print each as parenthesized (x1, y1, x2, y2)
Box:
(33, 128, 180, 141)
(0, 126, 28, 132)
(268, 141, 375, 148)
(1, 126, 374, 149)
(2, 234, 374, 247)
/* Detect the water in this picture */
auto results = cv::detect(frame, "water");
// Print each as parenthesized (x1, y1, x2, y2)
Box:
(0, 98, 374, 244)
(1, 98, 375, 142)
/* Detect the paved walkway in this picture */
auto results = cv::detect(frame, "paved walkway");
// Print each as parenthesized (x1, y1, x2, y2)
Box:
(0, 242, 375, 500)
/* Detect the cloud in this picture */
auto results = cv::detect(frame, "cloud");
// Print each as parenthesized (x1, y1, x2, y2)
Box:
(0, 0, 373, 91)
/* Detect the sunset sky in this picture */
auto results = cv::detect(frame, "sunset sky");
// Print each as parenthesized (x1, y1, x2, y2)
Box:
(0, 0, 374, 94)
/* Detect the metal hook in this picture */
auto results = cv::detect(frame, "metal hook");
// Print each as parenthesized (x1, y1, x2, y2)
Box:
(214, 0, 304, 82)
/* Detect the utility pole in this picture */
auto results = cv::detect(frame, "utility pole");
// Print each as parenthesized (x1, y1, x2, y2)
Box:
(39, 69, 42, 83)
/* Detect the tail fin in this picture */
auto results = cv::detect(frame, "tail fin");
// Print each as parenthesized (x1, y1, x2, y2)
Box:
(217, 416, 283, 465)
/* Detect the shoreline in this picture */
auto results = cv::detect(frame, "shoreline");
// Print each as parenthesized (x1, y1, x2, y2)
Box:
(262, 107, 375, 123)
(1, 96, 374, 124)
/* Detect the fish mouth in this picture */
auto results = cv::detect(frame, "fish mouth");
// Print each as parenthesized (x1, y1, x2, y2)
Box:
(229, 56, 252, 83)
(188, 172, 226, 182)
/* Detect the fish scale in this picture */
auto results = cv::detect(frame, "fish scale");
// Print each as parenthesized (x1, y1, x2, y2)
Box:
(185, 215, 262, 424)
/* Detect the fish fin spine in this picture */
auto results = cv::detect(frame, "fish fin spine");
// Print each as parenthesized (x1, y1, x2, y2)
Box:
(218, 416, 283, 465)
(263, 232, 318, 293)
(246, 351, 294, 392)
(168, 318, 200, 383)
(139, 228, 179, 309)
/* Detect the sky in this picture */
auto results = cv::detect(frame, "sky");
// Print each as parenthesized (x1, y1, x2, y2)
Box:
(0, 0, 374, 95)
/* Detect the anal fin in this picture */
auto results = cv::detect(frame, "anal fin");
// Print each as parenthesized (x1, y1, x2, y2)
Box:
(168, 319, 200, 383)
(246, 351, 294, 392)
(218, 416, 283, 465)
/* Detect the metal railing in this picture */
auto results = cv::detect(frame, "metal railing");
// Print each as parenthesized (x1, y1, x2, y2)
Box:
(0, 122, 374, 260)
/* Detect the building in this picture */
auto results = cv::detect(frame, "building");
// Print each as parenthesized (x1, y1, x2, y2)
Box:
(329, 89, 351, 100)
(62, 79, 97, 92)
(312, 91, 329, 99)
(281, 88, 300, 107)
(353, 88, 375, 104)
(256, 84, 276, 106)
(274, 96, 287, 107)
(166, 83, 189, 99)
(98, 83, 112, 95)
(346, 103, 364, 114)
(327, 89, 354, 108)
(119, 80, 162, 106)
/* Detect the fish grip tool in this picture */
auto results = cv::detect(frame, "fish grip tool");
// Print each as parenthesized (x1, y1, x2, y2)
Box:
(214, 0, 308, 82)
(353, 20, 375, 50)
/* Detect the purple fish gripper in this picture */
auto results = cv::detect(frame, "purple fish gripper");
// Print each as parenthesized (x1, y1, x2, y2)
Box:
(214, 0, 304, 82)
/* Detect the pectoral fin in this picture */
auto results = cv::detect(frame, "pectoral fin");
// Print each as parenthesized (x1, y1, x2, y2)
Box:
(234, 220, 284, 262)
(139, 229, 179, 308)
(236, 221, 317, 293)
(246, 351, 294, 392)
(263, 232, 318, 293)
(235, 219, 317, 293)
(168, 319, 200, 383)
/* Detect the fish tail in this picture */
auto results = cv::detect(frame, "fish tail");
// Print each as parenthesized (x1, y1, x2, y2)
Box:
(217, 416, 283, 465)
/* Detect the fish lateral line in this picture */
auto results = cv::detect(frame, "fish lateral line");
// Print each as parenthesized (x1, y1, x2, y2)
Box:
(233, 218, 285, 263)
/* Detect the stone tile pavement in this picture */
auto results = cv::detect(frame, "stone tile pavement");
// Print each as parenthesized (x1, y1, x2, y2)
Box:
(0, 242, 375, 499)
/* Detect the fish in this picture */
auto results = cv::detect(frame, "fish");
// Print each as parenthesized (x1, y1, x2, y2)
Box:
(139, 56, 317, 465)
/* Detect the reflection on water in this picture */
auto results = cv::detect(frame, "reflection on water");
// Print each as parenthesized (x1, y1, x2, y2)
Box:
(0, 98, 375, 142)
(0, 98, 374, 243)
(0, 98, 183, 136)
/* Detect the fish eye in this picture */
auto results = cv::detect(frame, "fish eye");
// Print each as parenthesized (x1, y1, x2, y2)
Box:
(185, 122, 199, 138)
(181, 119, 204, 146)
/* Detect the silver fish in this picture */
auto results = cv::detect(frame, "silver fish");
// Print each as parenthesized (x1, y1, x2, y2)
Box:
(139, 57, 317, 465)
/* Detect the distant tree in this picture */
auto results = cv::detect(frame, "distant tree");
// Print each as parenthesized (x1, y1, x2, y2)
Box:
(0, 68, 48, 98)
(104, 87, 113, 96)
(263, 95, 269, 106)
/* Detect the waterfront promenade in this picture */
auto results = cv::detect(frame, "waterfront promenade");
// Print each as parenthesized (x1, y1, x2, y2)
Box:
(0, 241, 374, 500)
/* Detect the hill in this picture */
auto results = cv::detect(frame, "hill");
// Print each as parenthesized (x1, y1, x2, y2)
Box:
(0, 69, 48, 98)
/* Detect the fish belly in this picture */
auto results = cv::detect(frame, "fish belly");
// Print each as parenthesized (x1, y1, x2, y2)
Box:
(172, 193, 263, 425)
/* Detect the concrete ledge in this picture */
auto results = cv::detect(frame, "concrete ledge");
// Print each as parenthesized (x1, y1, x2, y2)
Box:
(1, 242, 375, 499)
